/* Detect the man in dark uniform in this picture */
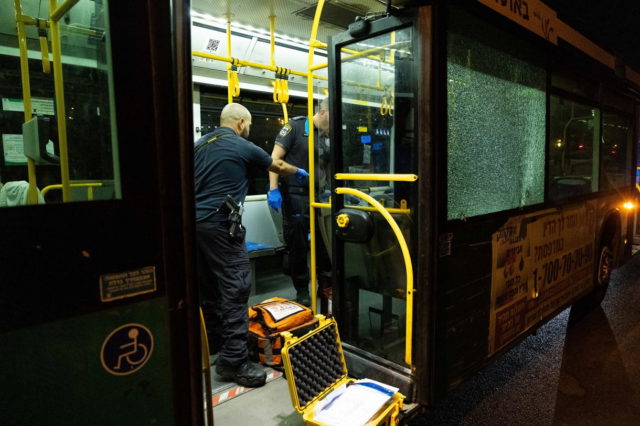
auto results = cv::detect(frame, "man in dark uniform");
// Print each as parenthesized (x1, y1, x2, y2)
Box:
(267, 97, 331, 306)
(195, 103, 308, 388)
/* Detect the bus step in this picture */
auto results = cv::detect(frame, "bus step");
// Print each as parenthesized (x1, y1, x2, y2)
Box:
(210, 367, 283, 406)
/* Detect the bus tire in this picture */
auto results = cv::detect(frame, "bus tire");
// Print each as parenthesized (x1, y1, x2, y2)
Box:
(571, 235, 616, 322)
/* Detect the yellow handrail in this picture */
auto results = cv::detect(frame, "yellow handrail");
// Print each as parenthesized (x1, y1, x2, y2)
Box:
(226, 19, 235, 103)
(50, 0, 79, 23)
(193, 51, 327, 81)
(311, 201, 411, 215)
(310, 62, 328, 72)
(49, 0, 71, 202)
(269, 15, 276, 67)
(335, 187, 415, 369)
(13, 0, 39, 205)
(41, 182, 103, 200)
(637, 166, 640, 193)
(340, 41, 405, 64)
(335, 173, 418, 182)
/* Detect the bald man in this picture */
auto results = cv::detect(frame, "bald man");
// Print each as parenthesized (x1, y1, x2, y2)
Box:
(194, 103, 308, 387)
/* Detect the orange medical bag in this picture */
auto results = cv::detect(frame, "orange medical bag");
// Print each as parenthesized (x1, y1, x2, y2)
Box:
(248, 297, 317, 367)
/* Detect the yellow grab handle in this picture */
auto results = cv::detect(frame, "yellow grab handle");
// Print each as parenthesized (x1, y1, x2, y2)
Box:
(273, 79, 280, 103)
(335, 187, 416, 369)
(380, 96, 389, 115)
(282, 78, 289, 103)
(231, 69, 240, 97)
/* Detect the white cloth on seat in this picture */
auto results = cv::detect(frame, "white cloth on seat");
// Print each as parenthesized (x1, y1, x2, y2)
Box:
(0, 180, 45, 207)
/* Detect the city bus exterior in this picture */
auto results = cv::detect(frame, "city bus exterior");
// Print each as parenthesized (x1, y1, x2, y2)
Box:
(325, 0, 639, 408)
(1, 0, 638, 423)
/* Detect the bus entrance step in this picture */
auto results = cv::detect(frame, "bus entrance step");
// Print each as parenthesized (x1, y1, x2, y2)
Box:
(210, 367, 283, 406)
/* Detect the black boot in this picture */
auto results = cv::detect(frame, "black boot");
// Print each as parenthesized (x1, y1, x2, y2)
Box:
(215, 360, 266, 387)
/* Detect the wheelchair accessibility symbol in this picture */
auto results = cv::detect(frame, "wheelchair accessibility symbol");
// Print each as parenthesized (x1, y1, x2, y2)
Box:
(101, 323, 154, 376)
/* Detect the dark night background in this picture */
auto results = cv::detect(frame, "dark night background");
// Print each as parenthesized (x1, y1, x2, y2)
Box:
(543, 0, 640, 70)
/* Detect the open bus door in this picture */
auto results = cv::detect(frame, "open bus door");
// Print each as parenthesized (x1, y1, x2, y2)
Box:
(326, 6, 433, 404)
(0, 1, 200, 424)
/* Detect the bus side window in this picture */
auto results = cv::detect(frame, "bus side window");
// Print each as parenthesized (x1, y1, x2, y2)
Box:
(600, 112, 632, 191)
(548, 96, 600, 201)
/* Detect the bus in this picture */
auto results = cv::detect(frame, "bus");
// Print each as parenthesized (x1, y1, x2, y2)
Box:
(1, 0, 638, 424)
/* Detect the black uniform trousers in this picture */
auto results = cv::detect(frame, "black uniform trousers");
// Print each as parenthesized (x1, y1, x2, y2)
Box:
(282, 189, 331, 292)
(196, 219, 251, 366)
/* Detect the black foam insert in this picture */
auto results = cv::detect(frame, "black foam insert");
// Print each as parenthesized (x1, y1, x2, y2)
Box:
(289, 323, 346, 408)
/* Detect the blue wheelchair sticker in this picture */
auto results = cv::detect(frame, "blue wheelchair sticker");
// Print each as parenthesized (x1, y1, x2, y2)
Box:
(101, 323, 154, 376)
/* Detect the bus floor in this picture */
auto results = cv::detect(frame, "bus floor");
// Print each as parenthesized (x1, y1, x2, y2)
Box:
(208, 360, 304, 425)
(248, 266, 297, 307)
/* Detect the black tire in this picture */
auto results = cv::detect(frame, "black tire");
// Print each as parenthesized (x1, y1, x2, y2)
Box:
(570, 240, 615, 324)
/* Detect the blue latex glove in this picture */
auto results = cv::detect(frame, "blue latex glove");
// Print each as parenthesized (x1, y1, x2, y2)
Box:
(267, 188, 282, 212)
(295, 168, 309, 185)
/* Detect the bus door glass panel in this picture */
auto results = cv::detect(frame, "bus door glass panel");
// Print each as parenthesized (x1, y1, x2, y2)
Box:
(58, 0, 120, 203)
(338, 26, 416, 366)
(0, 0, 120, 207)
(601, 112, 632, 190)
(548, 96, 600, 200)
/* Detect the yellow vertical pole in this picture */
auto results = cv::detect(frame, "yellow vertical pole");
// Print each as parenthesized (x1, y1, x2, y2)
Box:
(269, 15, 276, 67)
(226, 18, 233, 104)
(390, 31, 396, 63)
(14, 0, 39, 204)
(307, 0, 325, 314)
(49, 0, 71, 202)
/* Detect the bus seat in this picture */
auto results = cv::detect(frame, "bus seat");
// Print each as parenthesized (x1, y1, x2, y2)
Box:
(549, 176, 591, 200)
(242, 196, 284, 251)
(242, 196, 284, 294)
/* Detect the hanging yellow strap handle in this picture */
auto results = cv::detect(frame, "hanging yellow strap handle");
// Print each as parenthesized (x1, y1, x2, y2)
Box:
(380, 89, 394, 116)
(281, 68, 290, 103)
(273, 67, 280, 102)
(273, 74, 281, 103)
(230, 59, 241, 98)
(273, 67, 290, 104)
(380, 96, 389, 116)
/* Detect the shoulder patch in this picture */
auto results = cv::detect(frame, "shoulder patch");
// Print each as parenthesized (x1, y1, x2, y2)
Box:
(278, 124, 293, 138)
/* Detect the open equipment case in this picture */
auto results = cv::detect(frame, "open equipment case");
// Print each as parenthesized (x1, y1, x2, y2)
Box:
(281, 316, 405, 425)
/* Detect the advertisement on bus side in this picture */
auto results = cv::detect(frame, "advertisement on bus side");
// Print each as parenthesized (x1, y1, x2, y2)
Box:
(488, 201, 596, 355)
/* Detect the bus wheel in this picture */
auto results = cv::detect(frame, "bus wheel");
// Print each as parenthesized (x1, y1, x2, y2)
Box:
(596, 245, 614, 287)
(570, 241, 614, 323)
